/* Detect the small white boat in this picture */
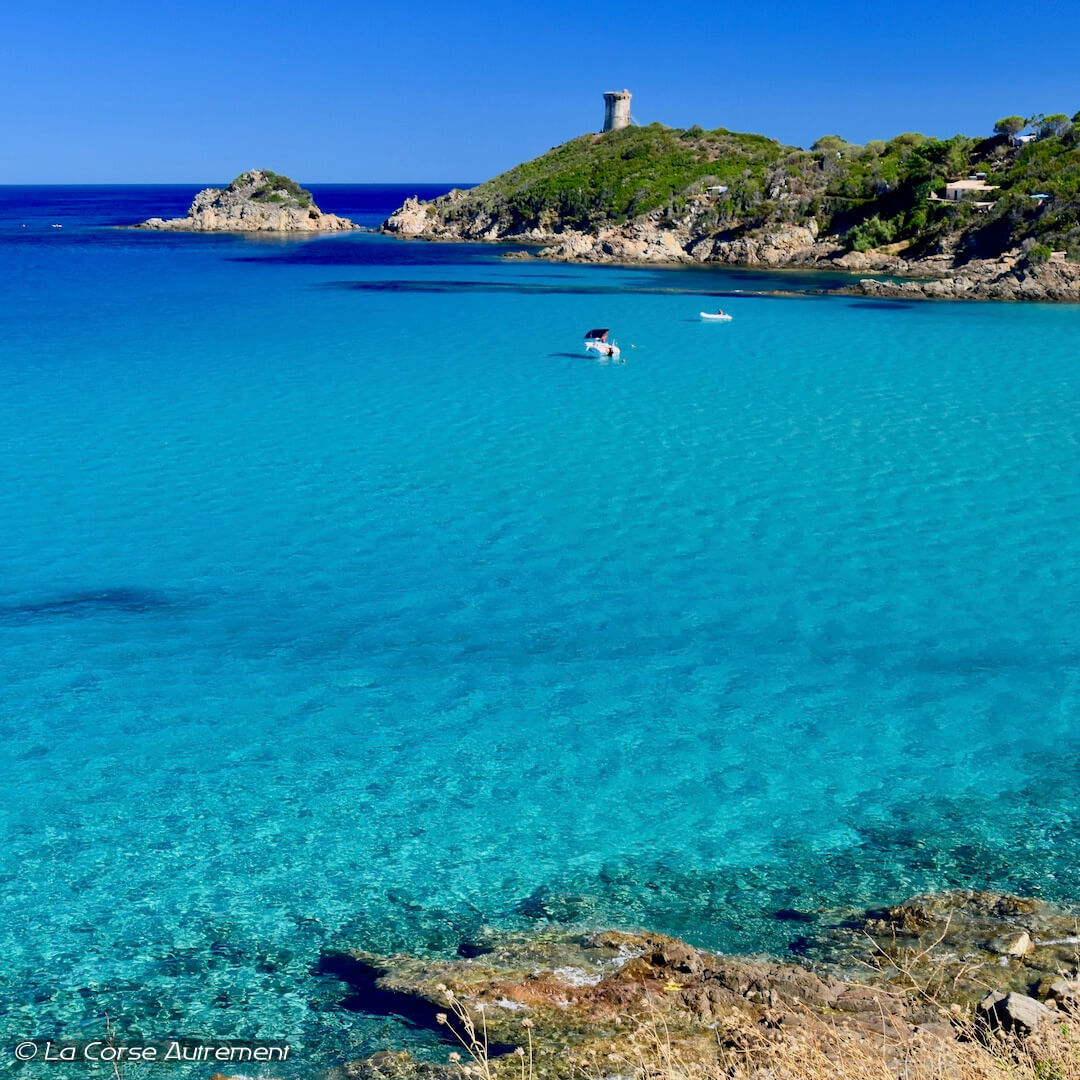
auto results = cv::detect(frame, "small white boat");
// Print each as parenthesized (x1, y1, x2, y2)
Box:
(584, 327, 621, 359)
(700, 311, 732, 321)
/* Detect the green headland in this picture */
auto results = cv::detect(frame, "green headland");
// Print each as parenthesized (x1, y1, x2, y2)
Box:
(384, 112, 1080, 300)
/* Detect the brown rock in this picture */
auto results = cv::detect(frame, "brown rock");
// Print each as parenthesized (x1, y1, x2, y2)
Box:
(1040, 977, 1080, 1008)
(976, 991, 1048, 1036)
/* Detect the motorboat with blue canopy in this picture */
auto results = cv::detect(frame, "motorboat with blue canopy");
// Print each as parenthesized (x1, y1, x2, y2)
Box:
(583, 328, 620, 359)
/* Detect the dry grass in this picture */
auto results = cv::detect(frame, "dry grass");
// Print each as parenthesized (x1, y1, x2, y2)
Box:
(432, 984, 1080, 1080)
(716, 1008, 1080, 1080)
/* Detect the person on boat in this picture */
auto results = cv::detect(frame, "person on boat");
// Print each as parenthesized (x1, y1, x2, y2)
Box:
(716, 308, 726, 316)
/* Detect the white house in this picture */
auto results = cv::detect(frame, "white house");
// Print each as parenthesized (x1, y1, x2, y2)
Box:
(944, 179, 999, 202)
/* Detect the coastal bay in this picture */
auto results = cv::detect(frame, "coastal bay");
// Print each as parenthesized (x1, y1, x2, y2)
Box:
(2, 186, 1080, 1078)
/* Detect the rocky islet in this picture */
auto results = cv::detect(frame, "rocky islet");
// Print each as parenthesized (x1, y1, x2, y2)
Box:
(135, 170, 357, 233)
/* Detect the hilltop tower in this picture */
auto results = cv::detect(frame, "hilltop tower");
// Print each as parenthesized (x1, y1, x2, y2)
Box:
(603, 90, 632, 132)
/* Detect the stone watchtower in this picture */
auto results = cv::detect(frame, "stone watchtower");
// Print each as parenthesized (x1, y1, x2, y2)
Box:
(603, 90, 632, 132)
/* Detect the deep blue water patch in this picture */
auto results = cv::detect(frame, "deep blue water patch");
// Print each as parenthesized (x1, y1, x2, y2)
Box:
(846, 299, 926, 310)
(319, 278, 785, 295)
(0, 587, 172, 623)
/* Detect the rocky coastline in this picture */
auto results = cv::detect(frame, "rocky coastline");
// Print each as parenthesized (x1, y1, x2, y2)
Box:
(208, 889, 1080, 1080)
(839, 255, 1080, 302)
(135, 170, 357, 233)
(382, 196, 1080, 303)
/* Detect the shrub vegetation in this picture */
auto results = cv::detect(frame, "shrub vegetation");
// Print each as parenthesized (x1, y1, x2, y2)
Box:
(238, 170, 313, 209)
(429, 113, 1080, 258)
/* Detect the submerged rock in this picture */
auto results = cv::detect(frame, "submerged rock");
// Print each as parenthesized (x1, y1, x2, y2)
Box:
(134, 170, 357, 232)
(514, 888, 600, 924)
(328, 1050, 451, 1080)
(801, 890, 1080, 1002)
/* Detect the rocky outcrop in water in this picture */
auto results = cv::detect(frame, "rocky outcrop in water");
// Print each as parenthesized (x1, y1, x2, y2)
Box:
(135, 170, 357, 233)
(319, 890, 1080, 1080)
(324, 927, 923, 1079)
(841, 254, 1080, 302)
(383, 196, 439, 238)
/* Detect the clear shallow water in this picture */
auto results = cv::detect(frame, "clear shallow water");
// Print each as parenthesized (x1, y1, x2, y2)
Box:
(1, 186, 1079, 1075)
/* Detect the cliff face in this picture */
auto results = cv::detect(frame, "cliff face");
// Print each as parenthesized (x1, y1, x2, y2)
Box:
(135, 170, 357, 232)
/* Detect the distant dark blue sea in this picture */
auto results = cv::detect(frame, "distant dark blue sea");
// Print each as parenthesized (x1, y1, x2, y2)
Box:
(1, 184, 1079, 1077)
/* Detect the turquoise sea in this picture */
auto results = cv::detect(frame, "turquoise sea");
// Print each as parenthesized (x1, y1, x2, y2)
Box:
(1, 185, 1079, 1075)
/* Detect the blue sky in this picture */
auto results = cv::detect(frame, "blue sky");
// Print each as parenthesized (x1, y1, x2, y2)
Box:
(2, 0, 1078, 183)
